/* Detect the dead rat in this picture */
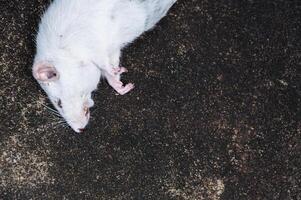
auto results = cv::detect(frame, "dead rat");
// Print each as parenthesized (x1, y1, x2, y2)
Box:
(33, 0, 176, 132)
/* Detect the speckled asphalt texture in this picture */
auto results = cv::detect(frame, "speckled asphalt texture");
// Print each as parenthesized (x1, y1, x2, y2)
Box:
(0, 0, 300, 199)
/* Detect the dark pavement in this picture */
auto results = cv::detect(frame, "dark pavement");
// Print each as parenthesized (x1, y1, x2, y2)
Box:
(0, 0, 300, 199)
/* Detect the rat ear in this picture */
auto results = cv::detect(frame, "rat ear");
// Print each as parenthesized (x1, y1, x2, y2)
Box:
(33, 61, 59, 82)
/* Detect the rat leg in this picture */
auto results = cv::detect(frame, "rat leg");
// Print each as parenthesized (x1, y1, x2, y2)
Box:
(94, 51, 122, 76)
(109, 50, 121, 68)
(107, 50, 125, 76)
(103, 50, 134, 95)
(95, 50, 133, 95)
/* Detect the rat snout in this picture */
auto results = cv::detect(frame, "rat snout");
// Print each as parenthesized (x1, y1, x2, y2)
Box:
(62, 104, 90, 133)
(78, 128, 85, 133)
(69, 120, 89, 133)
(66, 112, 90, 133)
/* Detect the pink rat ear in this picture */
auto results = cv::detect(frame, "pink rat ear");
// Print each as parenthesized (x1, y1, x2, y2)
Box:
(33, 62, 59, 82)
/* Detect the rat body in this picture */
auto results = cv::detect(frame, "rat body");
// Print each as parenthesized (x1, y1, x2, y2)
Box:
(33, 0, 176, 132)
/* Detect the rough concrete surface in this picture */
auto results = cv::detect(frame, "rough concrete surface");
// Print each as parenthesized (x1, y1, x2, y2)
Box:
(0, 0, 300, 199)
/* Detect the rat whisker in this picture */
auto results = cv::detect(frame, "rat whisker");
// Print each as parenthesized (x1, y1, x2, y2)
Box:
(54, 123, 66, 127)
(48, 112, 63, 120)
(52, 112, 62, 117)
(39, 102, 52, 109)
(40, 103, 60, 114)
(57, 121, 67, 124)
(48, 113, 64, 122)
(53, 120, 68, 128)
(41, 104, 64, 119)
(46, 107, 60, 114)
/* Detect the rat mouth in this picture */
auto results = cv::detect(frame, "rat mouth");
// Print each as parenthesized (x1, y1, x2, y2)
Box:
(78, 128, 85, 133)
(70, 125, 87, 133)
(67, 119, 89, 133)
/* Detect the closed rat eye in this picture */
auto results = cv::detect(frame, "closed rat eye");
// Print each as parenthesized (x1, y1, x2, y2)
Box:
(57, 99, 62, 108)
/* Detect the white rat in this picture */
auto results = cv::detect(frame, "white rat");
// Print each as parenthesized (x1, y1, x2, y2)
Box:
(33, 0, 176, 132)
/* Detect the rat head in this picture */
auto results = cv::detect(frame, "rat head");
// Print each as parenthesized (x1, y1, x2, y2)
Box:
(33, 60, 101, 132)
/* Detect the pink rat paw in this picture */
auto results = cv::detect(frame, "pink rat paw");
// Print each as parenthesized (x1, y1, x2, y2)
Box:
(115, 83, 135, 95)
(105, 66, 134, 95)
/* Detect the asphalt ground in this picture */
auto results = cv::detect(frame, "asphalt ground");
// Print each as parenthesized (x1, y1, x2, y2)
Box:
(0, 0, 300, 199)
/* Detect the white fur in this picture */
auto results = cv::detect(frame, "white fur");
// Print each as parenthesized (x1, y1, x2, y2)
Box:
(33, 0, 176, 132)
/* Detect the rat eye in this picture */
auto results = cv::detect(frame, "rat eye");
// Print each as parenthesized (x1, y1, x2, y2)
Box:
(57, 99, 62, 108)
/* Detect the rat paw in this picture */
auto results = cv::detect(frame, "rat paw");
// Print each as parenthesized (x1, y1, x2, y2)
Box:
(115, 83, 135, 95)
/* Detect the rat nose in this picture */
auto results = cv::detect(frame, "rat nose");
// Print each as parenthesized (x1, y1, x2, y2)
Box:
(78, 128, 85, 133)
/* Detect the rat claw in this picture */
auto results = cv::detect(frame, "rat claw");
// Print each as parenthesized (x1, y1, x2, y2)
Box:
(120, 67, 128, 73)
(105, 67, 133, 95)
(115, 83, 134, 95)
